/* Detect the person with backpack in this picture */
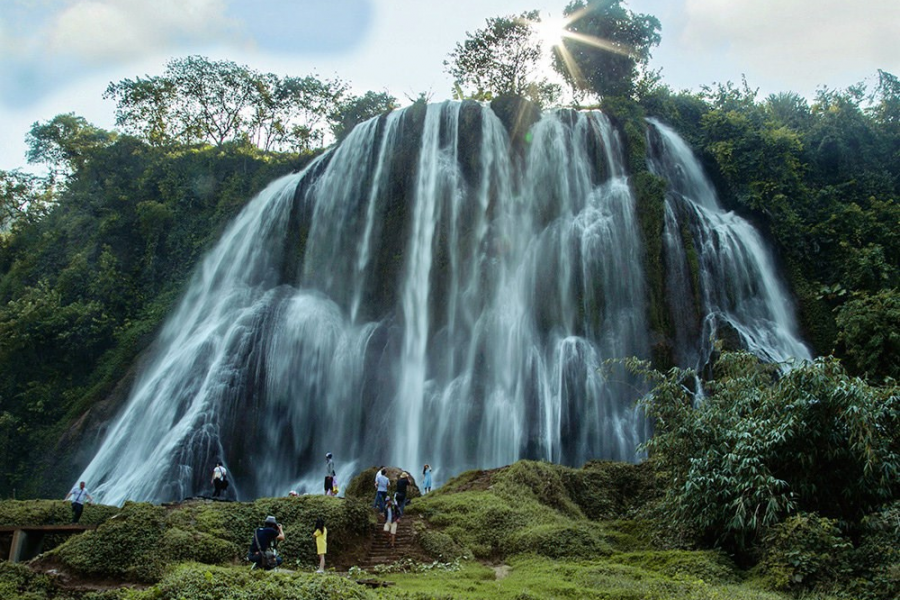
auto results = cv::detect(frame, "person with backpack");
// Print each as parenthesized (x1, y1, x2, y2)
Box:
(383, 495, 400, 547)
(211, 461, 228, 497)
(247, 515, 284, 570)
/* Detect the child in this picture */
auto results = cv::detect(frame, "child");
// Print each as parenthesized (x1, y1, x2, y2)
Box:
(383, 495, 399, 547)
(313, 517, 327, 573)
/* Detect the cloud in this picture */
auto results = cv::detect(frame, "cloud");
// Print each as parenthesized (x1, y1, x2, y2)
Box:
(46, 0, 236, 64)
(0, 0, 374, 109)
(680, 0, 900, 90)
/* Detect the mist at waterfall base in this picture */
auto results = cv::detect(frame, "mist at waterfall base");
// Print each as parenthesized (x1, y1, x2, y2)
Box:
(78, 102, 810, 505)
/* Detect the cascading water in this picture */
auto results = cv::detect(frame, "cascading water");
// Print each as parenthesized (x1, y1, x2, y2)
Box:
(78, 103, 810, 504)
(646, 118, 810, 369)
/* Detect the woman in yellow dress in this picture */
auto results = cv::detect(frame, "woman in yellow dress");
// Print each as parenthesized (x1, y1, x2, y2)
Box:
(313, 517, 327, 573)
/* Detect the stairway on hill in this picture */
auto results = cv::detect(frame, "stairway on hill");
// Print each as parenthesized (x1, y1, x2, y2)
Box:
(355, 515, 418, 571)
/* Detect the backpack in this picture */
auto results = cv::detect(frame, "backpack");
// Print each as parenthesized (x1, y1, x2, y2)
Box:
(253, 530, 278, 570)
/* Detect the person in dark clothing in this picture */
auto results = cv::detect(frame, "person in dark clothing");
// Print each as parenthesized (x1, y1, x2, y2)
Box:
(324, 452, 336, 496)
(395, 471, 410, 516)
(247, 515, 284, 569)
(211, 462, 228, 497)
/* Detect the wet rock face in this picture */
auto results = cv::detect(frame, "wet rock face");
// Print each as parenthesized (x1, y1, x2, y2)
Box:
(489, 94, 542, 157)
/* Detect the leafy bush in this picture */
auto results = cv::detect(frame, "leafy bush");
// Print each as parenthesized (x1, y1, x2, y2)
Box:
(846, 502, 900, 600)
(610, 549, 739, 584)
(54, 501, 168, 582)
(0, 563, 56, 600)
(129, 563, 375, 600)
(417, 529, 463, 562)
(0, 499, 119, 527)
(505, 522, 611, 559)
(757, 513, 852, 592)
(636, 352, 900, 552)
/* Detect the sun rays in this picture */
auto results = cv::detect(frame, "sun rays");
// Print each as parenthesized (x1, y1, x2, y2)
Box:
(525, 9, 637, 90)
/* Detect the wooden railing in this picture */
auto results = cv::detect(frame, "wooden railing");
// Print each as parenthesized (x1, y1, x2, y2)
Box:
(0, 525, 95, 563)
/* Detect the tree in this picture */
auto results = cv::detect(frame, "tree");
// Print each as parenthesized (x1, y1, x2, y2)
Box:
(104, 76, 177, 146)
(329, 91, 398, 142)
(633, 351, 899, 552)
(106, 56, 350, 152)
(25, 113, 115, 180)
(262, 74, 349, 152)
(445, 11, 561, 106)
(552, 0, 660, 99)
(835, 289, 900, 380)
(868, 69, 900, 131)
(0, 170, 52, 231)
(165, 56, 262, 146)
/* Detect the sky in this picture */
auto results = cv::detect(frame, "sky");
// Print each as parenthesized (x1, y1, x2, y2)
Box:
(1, 0, 898, 172)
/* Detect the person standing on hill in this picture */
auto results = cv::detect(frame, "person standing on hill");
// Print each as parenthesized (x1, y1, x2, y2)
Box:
(395, 471, 410, 516)
(324, 452, 336, 496)
(64, 481, 93, 523)
(211, 461, 228, 497)
(374, 468, 389, 513)
(313, 517, 327, 573)
(422, 464, 433, 493)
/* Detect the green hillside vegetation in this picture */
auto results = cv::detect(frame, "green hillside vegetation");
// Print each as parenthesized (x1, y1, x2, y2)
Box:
(0, 446, 896, 599)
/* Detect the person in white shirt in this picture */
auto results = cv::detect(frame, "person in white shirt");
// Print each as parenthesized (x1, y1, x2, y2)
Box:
(374, 468, 390, 513)
(64, 481, 93, 523)
(211, 462, 228, 497)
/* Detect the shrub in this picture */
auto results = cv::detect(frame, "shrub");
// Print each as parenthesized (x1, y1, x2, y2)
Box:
(417, 529, 463, 562)
(563, 460, 660, 521)
(491, 461, 583, 519)
(758, 513, 852, 592)
(130, 563, 375, 600)
(505, 522, 611, 559)
(160, 527, 239, 564)
(54, 501, 168, 582)
(0, 562, 56, 600)
(635, 352, 900, 552)
(846, 502, 900, 600)
(610, 550, 740, 584)
(0, 499, 119, 527)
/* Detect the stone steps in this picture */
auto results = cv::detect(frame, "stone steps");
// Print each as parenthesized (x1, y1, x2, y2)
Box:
(354, 517, 417, 570)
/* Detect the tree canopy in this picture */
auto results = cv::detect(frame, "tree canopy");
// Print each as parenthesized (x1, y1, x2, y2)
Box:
(552, 0, 661, 99)
(104, 56, 359, 152)
(444, 11, 561, 105)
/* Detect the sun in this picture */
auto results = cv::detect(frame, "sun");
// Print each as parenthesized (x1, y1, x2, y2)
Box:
(530, 15, 570, 49)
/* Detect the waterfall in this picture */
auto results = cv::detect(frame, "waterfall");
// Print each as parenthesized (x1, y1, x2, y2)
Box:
(78, 103, 810, 504)
(647, 118, 811, 368)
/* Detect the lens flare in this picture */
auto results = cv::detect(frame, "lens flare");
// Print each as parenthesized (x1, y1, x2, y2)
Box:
(531, 15, 568, 49)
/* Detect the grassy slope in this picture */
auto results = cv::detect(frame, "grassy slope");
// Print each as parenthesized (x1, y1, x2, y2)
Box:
(0, 460, 849, 599)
